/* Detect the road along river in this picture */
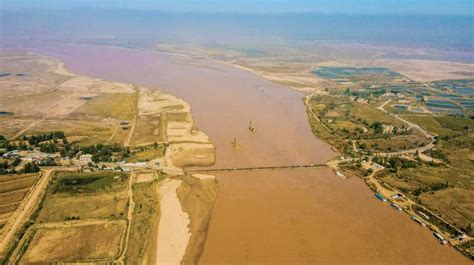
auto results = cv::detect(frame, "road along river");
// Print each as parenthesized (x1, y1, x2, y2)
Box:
(31, 42, 469, 264)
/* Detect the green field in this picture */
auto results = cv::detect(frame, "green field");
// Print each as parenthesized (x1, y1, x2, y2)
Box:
(51, 172, 128, 194)
(125, 181, 161, 263)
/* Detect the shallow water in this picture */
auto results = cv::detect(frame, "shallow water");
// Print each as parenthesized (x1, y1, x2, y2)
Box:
(28, 43, 469, 264)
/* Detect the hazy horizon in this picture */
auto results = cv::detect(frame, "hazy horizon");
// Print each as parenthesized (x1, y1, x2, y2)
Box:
(1, 0, 473, 16)
(1, 1, 473, 63)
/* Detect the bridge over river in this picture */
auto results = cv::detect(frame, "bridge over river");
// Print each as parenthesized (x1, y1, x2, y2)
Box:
(186, 163, 327, 174)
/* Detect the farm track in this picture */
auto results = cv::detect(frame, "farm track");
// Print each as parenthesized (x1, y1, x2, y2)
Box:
(375, 99, 436, 157)
(124, 114, 137, 147)
(116, 170, 136, 264)
(0, 168, 76, 259)
(105, 124, 120, 145)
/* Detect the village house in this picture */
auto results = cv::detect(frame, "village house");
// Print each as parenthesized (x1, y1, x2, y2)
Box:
(79, 154, 93, 163)
(2, 150, 19, 159)
(25, 150, 50, 162)
(382, 124, 394, 134)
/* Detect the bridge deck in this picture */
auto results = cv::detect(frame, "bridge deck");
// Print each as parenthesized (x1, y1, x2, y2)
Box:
(185, 163, 327, 174)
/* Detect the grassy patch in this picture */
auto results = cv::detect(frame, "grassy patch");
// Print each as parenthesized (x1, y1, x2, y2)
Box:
(419, 188, 474, 235)
(72, 93, 137, 121)
(131, 116, 163, 145)
(362, 133, 430, 152)
(128, 146, 165, 162)
(434, 116, 474, 133)
(37, 192, 129, 222)
(351, 104, 402, 126)
(28, 119, 115, 146)
(401, 115, 455, 136)
(19, 222, 125, 263)
(125, 181, 161, 263)
(51, 172, 128, 194)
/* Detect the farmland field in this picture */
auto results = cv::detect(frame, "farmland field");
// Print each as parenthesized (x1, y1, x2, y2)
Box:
(50, 171, 128, 194)
(0, 173, 39, 229)
(19, 221, 125, 263)
(37, 191, 129, 222)
(313, 67, 402, 83)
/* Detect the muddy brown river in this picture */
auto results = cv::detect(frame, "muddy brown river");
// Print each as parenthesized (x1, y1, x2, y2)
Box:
(31, 43, 469, 264)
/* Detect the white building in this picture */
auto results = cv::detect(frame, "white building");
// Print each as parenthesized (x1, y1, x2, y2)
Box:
(79, 154, 93, 163)
(25, 150, 50, 161)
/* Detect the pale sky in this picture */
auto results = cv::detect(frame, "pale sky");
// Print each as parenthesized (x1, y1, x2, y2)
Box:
(1, 0, 473, 15)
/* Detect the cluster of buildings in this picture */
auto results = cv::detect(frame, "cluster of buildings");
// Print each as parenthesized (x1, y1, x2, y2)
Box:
(2, 150, 55, 162)
(3, 149, 156, 173)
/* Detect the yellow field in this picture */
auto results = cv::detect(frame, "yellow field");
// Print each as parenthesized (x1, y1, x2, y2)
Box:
(26, 119, 116, 146)
(351, 104, 403, 125)
(37, 191, 129, 222)
(131, 116, 163, 145)
(0, 174, 38, 227)
(128, 147, 165, 162)
(72, 92, 137, 121)
(401, 115, 455, 136)
(20, 221, 125, 263)
(125, 181, 160, 263)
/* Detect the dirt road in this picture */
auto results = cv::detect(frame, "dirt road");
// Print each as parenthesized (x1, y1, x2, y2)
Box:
(0, 169, 54, 258)
(376, 99, 436, 157)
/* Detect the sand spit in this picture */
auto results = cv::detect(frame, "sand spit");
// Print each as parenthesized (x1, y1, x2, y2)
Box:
(156, 179, 190, 265)
(191, 174, 215, 180)
(139, 87, 215, 174)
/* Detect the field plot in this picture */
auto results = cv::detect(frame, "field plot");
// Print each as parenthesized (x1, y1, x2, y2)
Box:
(50, 171, 128, 194)
(0, 174, 38, 229)
(313, 67, 402, 83)
(72, 92, 137, 121)
(131, 116, 163, 145)
(19, 221, 125, 263)
(401, 115, 474, 137)
(125, 181, 160, 263)
(37, 191, 129, 222)
(8, 171, 132, 263)
(25, 119, 116, 146)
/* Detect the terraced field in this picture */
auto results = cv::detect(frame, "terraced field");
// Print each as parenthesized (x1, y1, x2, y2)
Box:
(0, 174, 39, 230)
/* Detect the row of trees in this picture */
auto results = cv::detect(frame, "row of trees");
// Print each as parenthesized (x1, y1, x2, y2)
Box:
(22, 131, 66, 146)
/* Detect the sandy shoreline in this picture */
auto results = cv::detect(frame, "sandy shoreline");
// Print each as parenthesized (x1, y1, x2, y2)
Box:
(156, 179, 190, 265)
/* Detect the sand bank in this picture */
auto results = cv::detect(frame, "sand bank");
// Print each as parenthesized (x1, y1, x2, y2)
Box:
(156, 179, 190, 265)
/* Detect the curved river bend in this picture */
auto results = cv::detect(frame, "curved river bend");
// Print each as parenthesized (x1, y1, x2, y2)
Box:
(32, 43, 468, 264)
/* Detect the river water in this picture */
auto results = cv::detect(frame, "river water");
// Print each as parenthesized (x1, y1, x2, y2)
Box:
(29, 42, 469, 264)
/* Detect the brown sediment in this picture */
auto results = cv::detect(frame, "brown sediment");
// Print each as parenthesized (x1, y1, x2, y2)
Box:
(29, 43, 470, 264)
(177, 175, 218, 265)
